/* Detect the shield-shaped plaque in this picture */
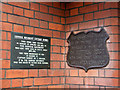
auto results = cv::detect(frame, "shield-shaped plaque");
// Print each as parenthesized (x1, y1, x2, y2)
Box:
(67, 28, 109, 72)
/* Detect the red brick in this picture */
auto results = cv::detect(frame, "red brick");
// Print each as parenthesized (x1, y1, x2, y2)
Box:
(24, 26, 34, 34)
(1, 70, 5, 78)
(95, 78, 118, 86)
(104, 26, 118, 34)
(24, 9, 34, 18)
(61, 32, 65, 39)
(35, 28, 52, 37)
(1, 79, 11, 88)
(61, 17, 65, 24)
(7, 32, 11, 40)
(99, 3, 104, 10)
(79, 69, 98, 76)
(39, 70, 47, 76)
(2, 13, 7, 21)
(48, 70, 64, 76)
(65, 47, 68, 54)
(1, 49, 6, 57)
(65, 70, 70, 76)
(104, 2, 118, 9)
(61, 3, 65, 9)
(84, 2, 93, 5)
(38, 86, 48, 89)
(8, 2, 29, 9)
(51, 62, 60, 68)
(99, 70, 105, 77)
(51, 54, 64, 61)
(61, 62, 65, 68)
(49, 23, 64, 31)
(51, 38, 64, 46)
(48, 85, 64, 88)
(66, 2, 83, 9)
(70, 24, 78, 31)
(12, 79, 22, 87)
(53, 77, 60, 84)
(30, 3, 39, 11)
(34, 78, 51, 85)
(52, 46, 60, 53)
(23, 78, 33, 86)
(84, 13, 93, 21)
(40, 20, 48, 29)
(40, 4, 48, 13)
(6, 70, 28, 78)
(29, 69, 38, 77)
(94, 9, 118, 19)
(2, 22, 12, 31)
(65, 25, 70, 31)
(14, 7, 23, 15)
(53, 31, 60, 38)
(29, 86, 39, 88)
(2, 50, 7, 59)
(85, 78, 94, 85)
(105, 18, 118, 26)
(39, 2, 52, 6)
(110, 9, 118, 16)
(65, 10, 70, 17)
(35, 12, 52, 21)
(105, 61, 119, 68)
(2, 4, 13, 13)
(1, 31, 6, 40)
(60, 77, 65, 84)
(65, 39, 69, 46)
(98, 19, 104, 27)
(53, 16, 60, 23)
(70, 8, 78, 16)
(105, 70, 119, 77)
(108, 35, 118, 42)
(79, 20, 98, 29)
(7, 51, 10, 59)
(79, 4, 98, 14)
(8, 14, 29, 25)
(70, 70, 78, 76)
(66, 77, 83, 84)
(69, 85, 80, 88)
(14, 24, 23, 33)
(61, 47, 65, 54)
(49, 7, 64, 16)
(53, 2, 61, 8)
(0, 22, 1, 29)
(107, 43, 118, 51)
(109, 52, 118, 60)
(1, 41, 10, 50)
(30, 19, 39, 27)
(66, 15, 83, 24)
(2, 60, 10, 68)
(80, 85, 99, 88)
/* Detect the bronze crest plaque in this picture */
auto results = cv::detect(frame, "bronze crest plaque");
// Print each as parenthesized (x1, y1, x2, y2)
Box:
(67, 28, 109, 72)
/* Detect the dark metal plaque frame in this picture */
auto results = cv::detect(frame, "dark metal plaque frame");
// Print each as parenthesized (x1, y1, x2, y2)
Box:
(67, 28, 109, 72)
(11, 32, 51, 69)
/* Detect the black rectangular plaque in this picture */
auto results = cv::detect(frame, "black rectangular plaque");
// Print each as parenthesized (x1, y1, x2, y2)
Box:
(11, 32, 50, 69)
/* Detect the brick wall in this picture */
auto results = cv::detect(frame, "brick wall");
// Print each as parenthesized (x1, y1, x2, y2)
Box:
(65, 2, 119, 88)
(1, 1, 119, 89)
(1, 2, 66, 88)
